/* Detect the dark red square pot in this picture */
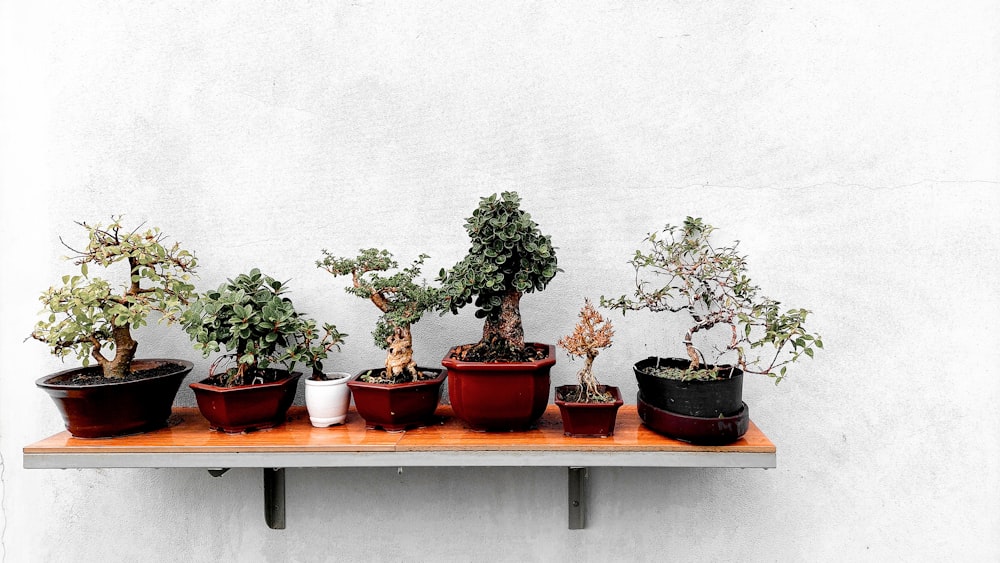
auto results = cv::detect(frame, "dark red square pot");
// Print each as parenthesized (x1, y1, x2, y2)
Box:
(441, 343, 555, 431)
(36, 359, 193, 438)
(190, 370, 301, 433)
(554, 385, 624, 438)
(346, 367, 447, 432)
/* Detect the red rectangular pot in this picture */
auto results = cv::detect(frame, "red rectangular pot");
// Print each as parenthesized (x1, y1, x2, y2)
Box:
(346, 367, 447, 432)
(190, 370, 301, 433)
(554, 385, 624, 438)
(441, 343, 555, 431)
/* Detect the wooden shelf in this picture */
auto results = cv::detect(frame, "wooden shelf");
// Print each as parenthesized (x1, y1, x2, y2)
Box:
(24, 405, 776, 529)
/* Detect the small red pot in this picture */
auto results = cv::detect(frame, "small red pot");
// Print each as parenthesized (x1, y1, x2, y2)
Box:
(554, 385, 624, 438)
(36, 359, 193, 438)
(190, 370, 301, 433)
(441, 343, 555, 431)
(347, 367, 447, 432)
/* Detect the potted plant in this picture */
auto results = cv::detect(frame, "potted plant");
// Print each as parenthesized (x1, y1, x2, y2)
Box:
(554, 299, 623, 437)
(30, 217, 198, 438)
(303, 370, 352, 428)
(603, 217, 822, 444)
(318, 248, 446, 432)
(182, 268, 345, 433)
(439, 191, 560, 431)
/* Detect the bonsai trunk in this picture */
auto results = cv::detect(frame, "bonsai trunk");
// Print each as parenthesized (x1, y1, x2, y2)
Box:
(385, 325, 418, 381)
(684, 328, 700, 370)
(578, 352, 600, 402)
(95, 326, 138, 379)
(482, 290, 524, 349)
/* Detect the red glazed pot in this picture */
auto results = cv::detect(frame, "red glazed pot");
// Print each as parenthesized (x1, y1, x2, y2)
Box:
(554, 385, 624, 438)
(36, 359, 193, 438)
(637, 392, 749, 445)
(347, 367, 447, 432)
(190, 370, 301, 433)
(441, 343, 555, 431)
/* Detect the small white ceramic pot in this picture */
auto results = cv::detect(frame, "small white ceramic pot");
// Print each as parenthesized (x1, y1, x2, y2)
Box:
(304, 372, 352, 427)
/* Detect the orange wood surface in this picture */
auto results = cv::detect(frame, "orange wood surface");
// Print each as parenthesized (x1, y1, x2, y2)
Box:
(24, 406, 775, 455)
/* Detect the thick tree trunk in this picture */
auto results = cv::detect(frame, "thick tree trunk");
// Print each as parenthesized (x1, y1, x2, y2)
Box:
(385, 325, 418, 381)
(482, 290, 524, 349)
(97, 326, 138, 379)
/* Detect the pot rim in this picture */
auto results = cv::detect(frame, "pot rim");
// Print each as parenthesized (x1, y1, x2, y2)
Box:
(633, 356, 743, 380)
(553, 384, 624, 407)
(189, 370, 302, 392)
(304, 372, 352, 386)
(347, 366, 447, 389)
(441, 343, 556, 370)
(36, 358, 194, 389)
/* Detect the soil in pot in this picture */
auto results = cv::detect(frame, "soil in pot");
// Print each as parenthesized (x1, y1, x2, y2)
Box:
(190, 369, 301, 433)
(554, 384, 624, 438)
(347, 367, 446, 432)
(36, 359, 193, 438)
(633, 356, 743, 417)
(442, 343, 555, 431)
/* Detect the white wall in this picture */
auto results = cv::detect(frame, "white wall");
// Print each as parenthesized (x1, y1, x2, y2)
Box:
(2, 1, 998, 561)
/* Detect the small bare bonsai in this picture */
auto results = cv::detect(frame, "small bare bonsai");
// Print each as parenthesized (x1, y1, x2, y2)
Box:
(182, 268, 345, 387)
(318, 249, 443, 383)
(439, 191, 559, 361)
(602, 217, 822, 382)
(31, 217, 198, 379)
(557, 299, 615, 403)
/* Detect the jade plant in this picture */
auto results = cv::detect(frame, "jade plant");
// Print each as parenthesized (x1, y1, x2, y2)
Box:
(439, 191, 559, 361)
(182, 268, 345, 387)
(318, 248, 443, 383)
(602, 217, 822, 382)
(557, 299, 615, 403)
(31, 217, 198, 379)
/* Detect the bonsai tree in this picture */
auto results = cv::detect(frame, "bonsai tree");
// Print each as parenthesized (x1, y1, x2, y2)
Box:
(439, 191, 559, 361)
(182, 268, 345, 387)
(557, 299, 615, 403)
(318, 248, 443, 383)
(602, 217, 822, 382)
(31, 217, 198, 379)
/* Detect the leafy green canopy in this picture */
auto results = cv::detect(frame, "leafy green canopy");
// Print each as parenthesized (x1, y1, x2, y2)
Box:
(317, 248, 442, 349)
(31, 217, 197, 371)
(182, 268, 344, 386)
(440, 191, 558, 320)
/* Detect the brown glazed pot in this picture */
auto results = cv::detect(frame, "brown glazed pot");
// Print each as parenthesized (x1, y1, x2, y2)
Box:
(36, 359, 193, 438)
(190, 370, 301, 433)
(441, 343, 555, 431)
(554, 385, 624, 438)
(637, 392, 749, 445)
(346, 367, 447, 432)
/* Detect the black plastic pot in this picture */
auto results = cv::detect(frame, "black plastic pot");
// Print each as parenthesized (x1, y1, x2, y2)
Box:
(632, 356, 743, 417)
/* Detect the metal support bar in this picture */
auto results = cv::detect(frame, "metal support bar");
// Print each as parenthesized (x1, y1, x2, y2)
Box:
(568, 467, 587, 530)
(264, 468, 286, 529)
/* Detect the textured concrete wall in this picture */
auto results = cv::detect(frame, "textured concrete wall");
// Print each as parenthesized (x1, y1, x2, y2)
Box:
(2, 1, 998, 561)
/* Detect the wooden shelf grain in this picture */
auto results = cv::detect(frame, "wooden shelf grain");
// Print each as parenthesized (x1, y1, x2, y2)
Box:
(24, 406, 775, 469)
(24, 405, 777, 530)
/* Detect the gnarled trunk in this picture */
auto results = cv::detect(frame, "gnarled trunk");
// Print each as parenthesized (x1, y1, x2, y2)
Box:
(482, 290, 524, 349)
(96, 326, 138, 379)
(385, 325, 418, 381)
(578, 352, 600, 401)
